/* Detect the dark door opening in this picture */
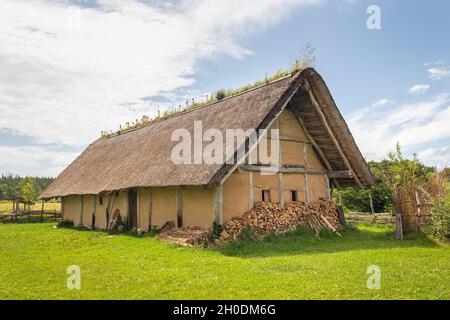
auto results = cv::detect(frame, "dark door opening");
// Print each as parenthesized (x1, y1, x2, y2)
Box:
(291, 190, 298, 202)
(128, 189, 138, 231)
(262, 189, 271, 202)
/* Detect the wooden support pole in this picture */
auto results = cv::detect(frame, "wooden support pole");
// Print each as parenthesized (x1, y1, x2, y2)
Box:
(304, 174, 309, 203)
(176, 187, 183, 228)
(369, 192, 375, 215)
(395, 189, 403, 240)
(41, 200, 45, 222)
(213, 184, 224, 225)
(79, 195, 84, 226)
(125, 190, 130, 226)
(148, 188, 153, 230)
(136, 188, 140, 231)
(325, 176, 331, 200)
(61, 197, 65, 220)
(248, 171, 254, 210)
(92, 195, 96, 229)
(279, 173, 284, 207)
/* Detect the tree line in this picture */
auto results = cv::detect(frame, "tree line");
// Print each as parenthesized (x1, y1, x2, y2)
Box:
(0, 174, 54, 202)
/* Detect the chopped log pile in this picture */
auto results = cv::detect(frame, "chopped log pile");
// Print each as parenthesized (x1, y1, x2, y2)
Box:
(157, 199, 342, 247)
(157, 227, 209, 247)
(220, 199, 341, 241)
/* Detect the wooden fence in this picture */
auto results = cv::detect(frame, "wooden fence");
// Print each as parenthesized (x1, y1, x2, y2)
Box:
(0, 210, 61, 223)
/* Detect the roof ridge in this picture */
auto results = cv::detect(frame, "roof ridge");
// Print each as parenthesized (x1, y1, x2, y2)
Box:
(99, 72, 295, 140)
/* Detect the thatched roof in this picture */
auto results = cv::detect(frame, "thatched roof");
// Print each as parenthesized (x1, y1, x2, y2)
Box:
(41, 68, 373, 199)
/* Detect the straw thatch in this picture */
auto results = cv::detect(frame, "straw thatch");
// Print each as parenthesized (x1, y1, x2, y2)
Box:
(41, 68, 373, 199)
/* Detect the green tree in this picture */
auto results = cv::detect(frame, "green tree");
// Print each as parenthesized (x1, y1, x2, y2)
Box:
(0, 174, 20, 200)
(335, 144, 434, 213)
(20, 177, 39, 201)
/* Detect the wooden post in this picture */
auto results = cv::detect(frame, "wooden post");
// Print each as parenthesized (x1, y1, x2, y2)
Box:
(41, 200, 44, 222)
(61, 197, 65, 220)
(148, 188, 153, 230)
(136, 189, 140, 231)
(176, 187, 183, 228)
(248, 171, 254, 210)
(79, 195, 84, 226)
(325, 176, 331, 200)
(369, 192, 375, 215)
(395, 188, 403, 240)
(278, 173, 284, 207)
(213, 184, 224, 225)
(303, 143, 309, 202)
(92, 195, 96, 229)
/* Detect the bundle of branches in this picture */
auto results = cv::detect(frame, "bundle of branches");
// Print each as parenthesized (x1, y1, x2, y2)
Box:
(158, 227, 210, 247)
(220, 199, 341, 242)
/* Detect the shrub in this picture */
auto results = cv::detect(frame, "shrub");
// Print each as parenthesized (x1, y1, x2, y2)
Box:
(56, 220, 73, 228)
(427, 184, 450, 239)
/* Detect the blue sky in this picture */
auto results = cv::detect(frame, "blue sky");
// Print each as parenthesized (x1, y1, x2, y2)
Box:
(0, 0, 449, 176)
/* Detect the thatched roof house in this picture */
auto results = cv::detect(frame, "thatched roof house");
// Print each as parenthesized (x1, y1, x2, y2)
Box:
(41, 68, 373, 231)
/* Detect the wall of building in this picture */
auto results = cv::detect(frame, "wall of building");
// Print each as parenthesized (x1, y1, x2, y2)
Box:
(221, 109, 329, 222)
(223, 171, 250, 222)
(151, 187, 177, 228)
(81, 195, 94, 228)
(95, 194, 107, 230)
(62, 195, 81, 225)
(182, 186, 214, 229)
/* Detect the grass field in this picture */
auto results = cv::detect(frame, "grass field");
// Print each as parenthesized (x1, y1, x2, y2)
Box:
(0, 222, 448, 300)
(0, 200, 60, 213)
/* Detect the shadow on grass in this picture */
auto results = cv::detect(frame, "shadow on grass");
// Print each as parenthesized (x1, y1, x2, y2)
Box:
(215, 224, 438, 258)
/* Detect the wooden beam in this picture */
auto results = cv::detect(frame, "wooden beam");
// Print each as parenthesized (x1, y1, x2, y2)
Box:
(325, 176, 331, 200)
(328, 170, 354, 179)
(124, 190, 129, 228)
(136, 188, 140, 231)
(268, 134, 311, 144)
(212, 184, 224, 224)
(79, 195, 84, 226)
(279, 173, 284, 207)
(248, 171, 254, 210)
(305, 80, 363, 188)
(176, 187, 182, 228)
(304, 174, 309, 203)
(61, 197, 65, 220)
(148, 188, 153, 230)
(240, 164, 327, 175)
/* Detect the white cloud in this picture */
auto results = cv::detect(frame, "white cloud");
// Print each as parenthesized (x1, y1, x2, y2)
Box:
(428, 67, 450, 80)
(348, 94, 450, 161)
(417, 146, 450, 169)
(0, 146, 80, 177)
(372, 98, 395, 108)
(408, 84, 430, 95)
(0, 0, 324, 176)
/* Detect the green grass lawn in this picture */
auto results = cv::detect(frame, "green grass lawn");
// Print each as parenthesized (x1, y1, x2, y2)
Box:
(0, 223, 448, 300)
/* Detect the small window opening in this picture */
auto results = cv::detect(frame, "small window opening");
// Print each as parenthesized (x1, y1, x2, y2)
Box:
(262, 189, 271, 202)
(99, 196, 103, 206)
(291, 190, 298, 202)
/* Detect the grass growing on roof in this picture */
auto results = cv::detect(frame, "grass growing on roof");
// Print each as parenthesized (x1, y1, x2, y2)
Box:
(0, 222, 448, 299)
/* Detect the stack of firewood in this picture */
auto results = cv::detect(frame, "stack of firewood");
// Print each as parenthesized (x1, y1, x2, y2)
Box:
(158, 227, 209, 247)
(220, 199, 341, 241)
